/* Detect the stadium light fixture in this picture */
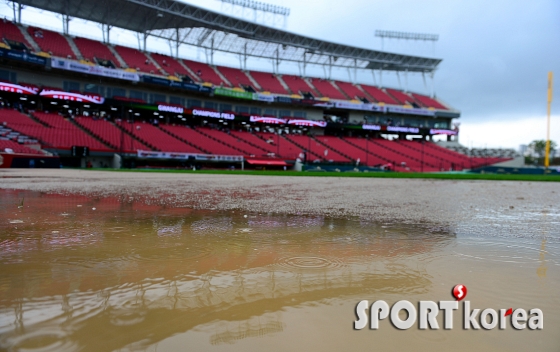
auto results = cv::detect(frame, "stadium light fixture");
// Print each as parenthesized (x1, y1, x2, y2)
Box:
(375, 30, 439, 42)
(218, 0, 291, 16)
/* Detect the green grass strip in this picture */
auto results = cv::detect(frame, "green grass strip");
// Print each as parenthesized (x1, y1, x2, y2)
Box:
(84, 168, 560, 182)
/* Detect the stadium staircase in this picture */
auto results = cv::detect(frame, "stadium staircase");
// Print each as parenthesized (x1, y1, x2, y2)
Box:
(256, 132, 305, 159)
(369, 139, 438, 171)
(341, 137, 409, 171)
(192, 128, 266, 155)
(215, 66, 253, 90)
(395, 140, 461, 170)
(145, 53, 166, 75)
(66, 36, 83, 60)
(212, 66, 232, 87)
(312, 135, 356, 161)
(309, 78, 347, 100)
(16, 24, 40, 52)
(159, 125, 242, 155)
(27, 27, 74, 59)
(280, 134, 324, 160)
(230, 130, 276, 155)
(74, 117, 150, 152)
(249, 71, 288, 94)
(244, 71, 262, 91)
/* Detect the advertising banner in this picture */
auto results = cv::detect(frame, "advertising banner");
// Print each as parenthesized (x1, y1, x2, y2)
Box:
(287, 119, 327, 127)
(137, 150, 243, 162)
(50, 58, 140, 82)
(254, 93, 275, 102)
(386, 126, 420, 133)
(214, 87, 253, 100)
(0, 48, 47, 66)
(142, 75, 171, 86)
(191, 108, 235, 120)
(387, 106, 435, 116)
(249, 116, 286, 124)
(0, 82, 39, 95)
(429, 129, 458, 135)
(40, 89, 105, 104)
(334, 101, 385, 112)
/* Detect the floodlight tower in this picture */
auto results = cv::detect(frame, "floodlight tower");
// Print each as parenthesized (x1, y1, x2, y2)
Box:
(374, 30, 439, 96)
(217, 0, 291, 28)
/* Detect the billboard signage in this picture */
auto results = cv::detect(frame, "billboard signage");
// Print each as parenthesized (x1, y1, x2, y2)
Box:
(249, 116, 286, 124)
(191, 108, 235, 120)
(0, 82, 39, 95)
(0, 48, 47, 66)
(39, 89, 105, 104)
(214, 87, 253, 100)
(51, 58, 140, 81)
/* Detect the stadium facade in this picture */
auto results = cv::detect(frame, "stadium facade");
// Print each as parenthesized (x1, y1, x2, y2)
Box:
(0, 0, 504, 171)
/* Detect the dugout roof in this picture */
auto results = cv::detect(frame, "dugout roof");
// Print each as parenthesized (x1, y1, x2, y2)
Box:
(14, 0, 442, 72)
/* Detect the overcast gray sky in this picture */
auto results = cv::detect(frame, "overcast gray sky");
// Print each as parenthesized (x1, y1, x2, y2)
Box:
(3, 0, 559, 149)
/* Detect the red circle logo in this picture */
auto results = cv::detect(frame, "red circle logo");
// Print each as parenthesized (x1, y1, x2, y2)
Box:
(452, 284, 467, 301)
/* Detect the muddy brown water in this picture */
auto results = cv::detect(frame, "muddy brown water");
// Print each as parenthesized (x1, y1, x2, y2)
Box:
(0, 175, 559, 351)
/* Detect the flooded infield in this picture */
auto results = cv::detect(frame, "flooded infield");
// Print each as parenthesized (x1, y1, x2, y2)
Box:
(0, 173, 559, 351)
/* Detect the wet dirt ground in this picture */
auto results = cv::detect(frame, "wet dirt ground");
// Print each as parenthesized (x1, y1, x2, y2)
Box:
(0, 169, 559, 351)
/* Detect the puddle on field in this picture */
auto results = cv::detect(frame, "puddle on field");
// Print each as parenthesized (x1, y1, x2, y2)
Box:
(0, 190, 559, 351)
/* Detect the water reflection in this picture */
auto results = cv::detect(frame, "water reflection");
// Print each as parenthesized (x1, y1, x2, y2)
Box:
(0, 190, 455, 350)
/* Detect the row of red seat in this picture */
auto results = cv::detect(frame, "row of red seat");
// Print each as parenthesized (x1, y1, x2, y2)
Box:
(0, 140, 44, 154)
(1, 110, 508, 168)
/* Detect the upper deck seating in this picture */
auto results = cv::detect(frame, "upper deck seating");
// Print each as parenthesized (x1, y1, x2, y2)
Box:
(410, 93, 448, 110)
(27, 27, 74, 58)
(183, 60, 228, 86)
(282, 75, 312, 95)
(335, 81, 366, 100)
(0, 21, 31, 48)
(249, 71, 288, 94)
(114, 46, 155, 72)
(310, 79, 347, 100)
(385, 88, 413, 105)
(360, 85, 397, 104)
(151, 53, 194, 79)
(216, 66, 254, 89)
(73, 37, 120, 66)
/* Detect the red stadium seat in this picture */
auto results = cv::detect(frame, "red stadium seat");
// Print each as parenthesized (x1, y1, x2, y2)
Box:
(309, 79, 347, 100)
(249, 71, 289, 94)
(360, 85, 397, 104)
(27, 27, 74, 58)
(73, 37, 120, 66)
(182, 60, 228, 86)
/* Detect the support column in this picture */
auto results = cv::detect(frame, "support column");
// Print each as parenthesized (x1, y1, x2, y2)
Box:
(303, 52, 307, 77)
(210, 37, 214, 66)
(62, 14, 71, 35)
(405, 69, 409, 93)
(143, 31, 148, 52)
(13, 2, 22, 23)
(379, 68, 383, 88)
(430, 71, 435, 98)
(243, 42, 248, 71)
(175, 28, 180, 58)
(354, 59, 358, 84)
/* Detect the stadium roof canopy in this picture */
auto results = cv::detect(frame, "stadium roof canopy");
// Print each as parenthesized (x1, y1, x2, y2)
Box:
(12, 0, 442, 73)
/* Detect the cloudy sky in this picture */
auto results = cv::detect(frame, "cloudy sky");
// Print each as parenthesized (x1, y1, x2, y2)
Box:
(4, 0, 559, 149)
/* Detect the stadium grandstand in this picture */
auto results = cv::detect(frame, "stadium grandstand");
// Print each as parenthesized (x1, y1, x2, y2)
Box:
(0, 0, 509, 170)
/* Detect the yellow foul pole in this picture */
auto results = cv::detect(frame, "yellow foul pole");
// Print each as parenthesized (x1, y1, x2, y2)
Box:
(545, 72, 553, 168)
